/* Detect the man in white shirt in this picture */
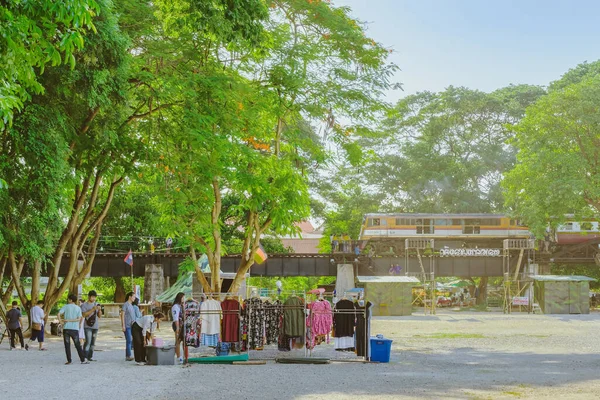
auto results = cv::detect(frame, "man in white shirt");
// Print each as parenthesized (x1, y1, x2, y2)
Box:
(26, 300, 46, 351)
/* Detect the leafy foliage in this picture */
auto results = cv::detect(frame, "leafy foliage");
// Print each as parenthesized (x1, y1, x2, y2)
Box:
(504, 61, 600, 235)
(0, 0, 100, 129)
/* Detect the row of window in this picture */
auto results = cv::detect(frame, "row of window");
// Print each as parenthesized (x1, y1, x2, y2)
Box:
(563, 222, 595, 231)
(367, 218, 509, 227)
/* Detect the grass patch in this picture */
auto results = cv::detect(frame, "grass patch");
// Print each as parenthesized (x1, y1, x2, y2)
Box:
(502, 391, 522, 397)
(414, 333, 485, 339)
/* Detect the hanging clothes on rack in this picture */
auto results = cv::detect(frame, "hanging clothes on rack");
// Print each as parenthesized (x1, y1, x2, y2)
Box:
(355, 301, 372, 358)
(184, 299, 201, 348)
(200, 298, 222, 347)
(283, 296, 304, 338)
(221, 298, 240, 343)
(333, 299, 356, 351)
(264, 299, 283, 345)
(243, 297, 265, 350)
(279, 295, 305, 351)
(307, 299, 333, 349)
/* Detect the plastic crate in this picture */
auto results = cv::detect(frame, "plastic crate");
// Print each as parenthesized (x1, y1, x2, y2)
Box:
(146, 345, 175, 365)
(370, 337, 392, 363)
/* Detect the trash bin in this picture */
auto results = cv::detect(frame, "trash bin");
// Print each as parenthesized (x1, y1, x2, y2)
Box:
(370, 337, 392, 363)
(146, 345, 175, 365)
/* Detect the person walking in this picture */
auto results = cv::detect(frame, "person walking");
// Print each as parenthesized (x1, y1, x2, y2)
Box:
(77, 299, 85, 347)
(81, 290, 102, 362)
(131, 309, 164, 365)
(121, 291, 136, 361)
(171, 292, 185, 364)
(26, 300, 47, 351)
(6, 301, 25, 350)
(133, 297, 143, 319)
(58, 294, 88, 365)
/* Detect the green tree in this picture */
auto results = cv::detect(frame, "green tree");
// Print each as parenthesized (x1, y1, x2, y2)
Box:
(372, 85, 545, 213)
(1, 0, 152, 315)
(144, 0, 396, 294)
(0, 0, 100, 129)
(504, 61, 600, 236)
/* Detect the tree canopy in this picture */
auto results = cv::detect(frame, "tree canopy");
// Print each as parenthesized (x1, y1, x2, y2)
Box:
(504, 61, 600, 236)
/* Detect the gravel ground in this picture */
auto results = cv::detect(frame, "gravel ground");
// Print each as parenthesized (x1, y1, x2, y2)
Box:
(1, 311, 600, 400)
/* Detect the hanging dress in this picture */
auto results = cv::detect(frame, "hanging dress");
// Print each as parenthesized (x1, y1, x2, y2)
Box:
(221, 298, 240, 343)
(355, 301, 372, 357)
(200, 299, 222, 347)
(333, 299, 356, 351)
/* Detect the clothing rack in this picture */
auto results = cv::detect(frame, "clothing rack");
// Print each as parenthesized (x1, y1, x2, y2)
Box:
(308, 301, 371, 361)
(182, 293, 245, 364)
(181, 291, 372, 362)
(246, 290, 308, 358)
(251, 290, 371, 362)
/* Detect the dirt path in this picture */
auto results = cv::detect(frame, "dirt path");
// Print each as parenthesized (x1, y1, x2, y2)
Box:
(1, 311, 598, 399)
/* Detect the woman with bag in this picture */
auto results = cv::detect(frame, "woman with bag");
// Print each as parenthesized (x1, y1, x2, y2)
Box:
(26, 300, 46, 351)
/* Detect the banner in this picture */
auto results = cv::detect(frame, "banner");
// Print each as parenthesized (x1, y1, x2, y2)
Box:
(512, 296, 529, 306)
(439, 248, 501, 257)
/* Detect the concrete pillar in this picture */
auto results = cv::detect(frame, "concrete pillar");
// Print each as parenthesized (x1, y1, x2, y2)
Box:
(335, 264, 355, 297)
(144, 264, 164, 303)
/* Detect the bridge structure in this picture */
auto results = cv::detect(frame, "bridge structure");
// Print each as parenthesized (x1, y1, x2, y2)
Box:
(57, 240, 599, 279)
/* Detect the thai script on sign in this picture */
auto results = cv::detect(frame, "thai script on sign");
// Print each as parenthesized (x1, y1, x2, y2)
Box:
(439, 248, 501, 257)
(512, 297, 529, 306)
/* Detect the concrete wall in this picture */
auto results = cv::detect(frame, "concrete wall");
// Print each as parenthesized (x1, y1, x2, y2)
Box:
(364, 282, 413, 316)
(536, 281, 590, 314)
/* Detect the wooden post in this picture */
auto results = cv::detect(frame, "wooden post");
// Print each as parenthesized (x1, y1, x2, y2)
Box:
(513, 249, 525, 281)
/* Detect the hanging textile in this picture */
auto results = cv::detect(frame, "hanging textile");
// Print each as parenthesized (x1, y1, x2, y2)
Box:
(221, 298, 240, 343)
(264, 300, 283, 345)
(184, 300, 201, 348)
(355, 301, 372, 357)
(200, 333, 219, 347)
(243, 297, 265, 350)
(307, 299, 333, 349)
(333, 299, 356, 351)
(200, 299, 222, 336)
(283, 296, 304, 338)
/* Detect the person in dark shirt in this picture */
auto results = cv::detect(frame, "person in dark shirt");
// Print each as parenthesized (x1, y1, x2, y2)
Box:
(6, 301, 25, 350)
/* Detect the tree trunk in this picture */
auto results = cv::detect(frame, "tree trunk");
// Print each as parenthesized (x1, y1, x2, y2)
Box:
(210, 179, 222, 294)
(191, 247, 211, 293)
(114, 277, 126, 303)
(477, 277, 488, 305)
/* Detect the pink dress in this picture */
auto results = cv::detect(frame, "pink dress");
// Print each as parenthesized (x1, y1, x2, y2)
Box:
(308, 300, 333, 348)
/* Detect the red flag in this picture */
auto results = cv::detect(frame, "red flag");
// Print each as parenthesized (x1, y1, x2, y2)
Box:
(124, 249, 133, 267)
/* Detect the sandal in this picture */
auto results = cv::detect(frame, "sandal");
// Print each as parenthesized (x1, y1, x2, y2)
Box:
(40, 348, 47, 351)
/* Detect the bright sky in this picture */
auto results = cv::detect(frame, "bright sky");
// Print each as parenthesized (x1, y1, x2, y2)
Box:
(335, 0, 600, 102)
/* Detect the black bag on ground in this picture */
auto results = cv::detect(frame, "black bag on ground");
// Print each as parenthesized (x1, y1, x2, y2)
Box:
(50, 322, 62, 336)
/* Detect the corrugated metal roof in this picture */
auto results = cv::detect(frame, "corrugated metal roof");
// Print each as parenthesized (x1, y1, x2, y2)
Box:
(531, 275, 597, 282)
(357, 276, 421, 283)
